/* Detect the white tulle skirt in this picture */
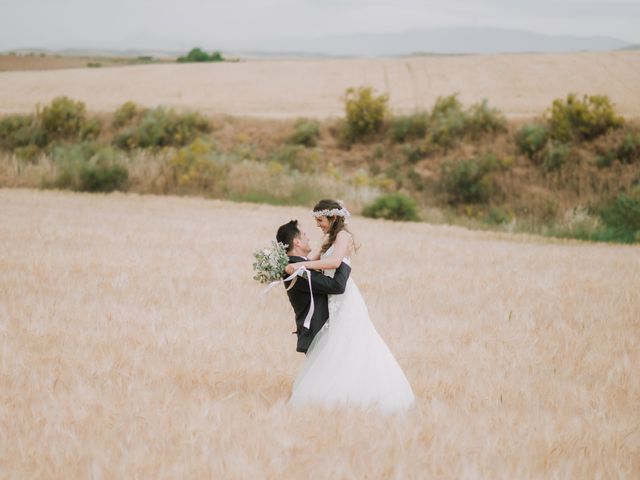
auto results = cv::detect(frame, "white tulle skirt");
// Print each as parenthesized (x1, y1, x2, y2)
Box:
(289, 278, 415, 413)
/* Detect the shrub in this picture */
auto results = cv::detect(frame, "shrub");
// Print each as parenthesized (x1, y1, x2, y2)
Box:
(427, 95, 506, 149)
(0, 114, 46, 150)
(342, 87, 389, 142)
(177, 48, 224, 63)
(167, 139, 229, 193)
(595, 190, 640, 243)
(428, 95, 467, 150)
(286, 119, 321, 147)
(595, 133, 640, 168)
(541, 142, 572, 172)
(40, 96, 87, 140)
(79, 163, 128, 192)
(362, 193, 420, 221)
(269, 145, 317, 173)
(548, 94, 624, 142)
(80, 118, 102, 140)
(51, 143, 128, 192)
(440, 154, 504, 205)
(616, 133, 640, 164)
(389, 112, 428, 143)
(465, 99, 507, 138)
(114, 108, 211, 149)
(113, 101, 145, 129)
(431, 94, 463, 118)
(516, 123, 550, 159)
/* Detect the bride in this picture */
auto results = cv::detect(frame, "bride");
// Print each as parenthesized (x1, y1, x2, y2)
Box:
(284, 199, 415, 413)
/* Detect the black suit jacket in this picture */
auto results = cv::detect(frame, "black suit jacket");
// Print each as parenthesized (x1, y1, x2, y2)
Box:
(284, 255, 351, 354)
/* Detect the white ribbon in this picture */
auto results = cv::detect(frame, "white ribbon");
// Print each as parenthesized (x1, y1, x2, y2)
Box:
(263, 267, 315, 330)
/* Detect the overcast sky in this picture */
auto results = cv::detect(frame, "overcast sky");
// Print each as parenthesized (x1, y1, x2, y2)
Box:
(1, 0, 639, 51)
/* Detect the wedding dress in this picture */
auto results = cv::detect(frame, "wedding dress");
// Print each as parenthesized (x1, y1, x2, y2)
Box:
(289, 246, 415, 413)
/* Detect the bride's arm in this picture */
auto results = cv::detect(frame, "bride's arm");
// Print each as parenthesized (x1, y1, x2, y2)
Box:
(288, 231, 352, 271)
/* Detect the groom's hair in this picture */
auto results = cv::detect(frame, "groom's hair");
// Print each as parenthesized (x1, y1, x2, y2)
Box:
(276, 220, 300, 253)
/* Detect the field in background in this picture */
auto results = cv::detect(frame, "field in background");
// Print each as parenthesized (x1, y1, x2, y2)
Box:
(0, 51, 639, 118)
(1, 188, 638, 478)
(0, 54, 166, 72)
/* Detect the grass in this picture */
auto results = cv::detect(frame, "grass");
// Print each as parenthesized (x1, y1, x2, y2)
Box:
(1, 188, 638, 478)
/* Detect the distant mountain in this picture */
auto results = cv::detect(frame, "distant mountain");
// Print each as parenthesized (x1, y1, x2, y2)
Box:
(249, 27, 631, 56)
(3, 27, 633, 59)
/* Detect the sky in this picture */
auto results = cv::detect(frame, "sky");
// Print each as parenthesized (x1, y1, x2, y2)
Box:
(0, 0, 639, 51)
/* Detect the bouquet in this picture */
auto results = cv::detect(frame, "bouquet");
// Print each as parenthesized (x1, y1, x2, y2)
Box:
(252, 241, 289, 284)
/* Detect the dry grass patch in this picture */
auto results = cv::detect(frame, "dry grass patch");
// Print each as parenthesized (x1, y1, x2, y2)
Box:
(1, 189, 639, 478)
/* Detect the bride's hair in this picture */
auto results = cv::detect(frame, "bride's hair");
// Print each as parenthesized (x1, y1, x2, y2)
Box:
(313, 199, 355, 255)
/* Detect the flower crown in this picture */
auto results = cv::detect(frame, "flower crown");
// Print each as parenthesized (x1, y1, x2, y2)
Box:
(311, 206, 351, 219)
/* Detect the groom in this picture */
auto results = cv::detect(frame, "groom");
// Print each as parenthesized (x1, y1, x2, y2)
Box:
(276, 220, 351, 354)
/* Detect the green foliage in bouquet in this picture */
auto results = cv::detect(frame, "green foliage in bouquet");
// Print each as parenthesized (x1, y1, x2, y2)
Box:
(252, 241, 290, 284)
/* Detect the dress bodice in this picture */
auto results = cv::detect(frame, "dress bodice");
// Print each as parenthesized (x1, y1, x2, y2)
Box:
(321, 245, 351, 277)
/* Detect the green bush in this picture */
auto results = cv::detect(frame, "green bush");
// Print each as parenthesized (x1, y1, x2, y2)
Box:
(80, 118, 102, 140)
(40, 96, 87, 140)
(113, 101, 145, 129)
(548, 94, 624, 142)
(431, 94, 464, 118)
(616, 133, 640, 164)
(79, 163, 128, 192)
(595, 190, 640, 243)
(362, 193, 420, 221)
(50, 143, 128, 192)
(427, 95, 506, 149)
(428, 94, 466, 149)
(595, 133, 640, 168)
(177, 48, 224, 63)
(269, 145, 317, 173)
(465, 99, 507, 138)
(440, 154, 504, 205)
(0, 114, 46, 150)
(541, 141, 572, 172)
(168, 139, 229, 192)
(114, 108, 211, 149)
(516, 123, 550, 159)
(286, 119, 321, 147)
(389, 112, 428, 143)
(342, 87, 389, 142)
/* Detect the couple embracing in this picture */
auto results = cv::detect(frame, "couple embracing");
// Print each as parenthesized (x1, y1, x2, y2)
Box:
(276, 199, 415, 413)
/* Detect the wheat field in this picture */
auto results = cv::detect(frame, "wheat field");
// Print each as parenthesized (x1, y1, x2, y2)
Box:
(1, 188, 639, 478)
(0, 51, 639, 118)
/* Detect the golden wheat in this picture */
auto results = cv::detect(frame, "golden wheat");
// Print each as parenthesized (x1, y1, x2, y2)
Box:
(1, 188, 638, 478)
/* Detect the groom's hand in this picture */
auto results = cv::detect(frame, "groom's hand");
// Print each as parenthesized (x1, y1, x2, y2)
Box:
(285, 263, 302, 275)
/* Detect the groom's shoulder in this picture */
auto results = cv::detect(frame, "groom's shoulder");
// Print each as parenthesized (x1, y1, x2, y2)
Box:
(287, 255, 305, 263)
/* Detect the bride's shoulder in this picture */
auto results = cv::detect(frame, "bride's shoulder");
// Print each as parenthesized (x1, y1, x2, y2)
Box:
(336, 230, 352, 241)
